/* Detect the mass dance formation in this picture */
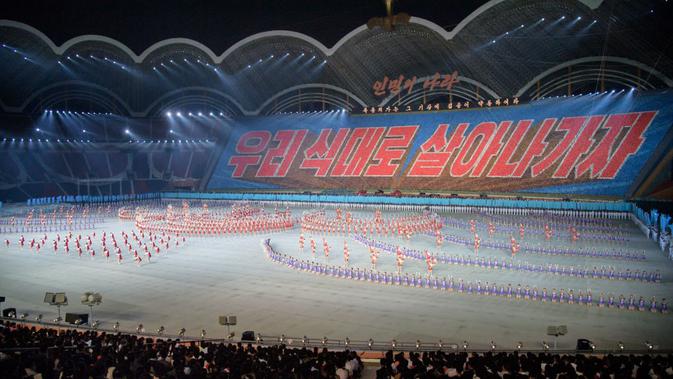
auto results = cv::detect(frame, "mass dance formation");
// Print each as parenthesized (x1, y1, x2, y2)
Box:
(252, 206, 670, 315)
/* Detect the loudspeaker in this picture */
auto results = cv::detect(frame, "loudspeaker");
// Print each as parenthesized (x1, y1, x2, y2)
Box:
(576, 339, 592, 351)
(241, 330, 255, 341)
(2, 308, 16, 317)
(65, 313, 88, 325)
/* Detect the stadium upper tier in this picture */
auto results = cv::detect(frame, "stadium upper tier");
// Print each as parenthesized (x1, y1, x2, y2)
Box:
(1, 0, 672, 117)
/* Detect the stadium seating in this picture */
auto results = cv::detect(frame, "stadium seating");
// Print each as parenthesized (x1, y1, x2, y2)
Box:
(0, 144, 218, 202)
(1, 321, 671, 378)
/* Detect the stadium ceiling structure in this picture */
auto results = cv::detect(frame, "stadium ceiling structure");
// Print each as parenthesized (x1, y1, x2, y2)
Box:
(0, 0, 671, 117)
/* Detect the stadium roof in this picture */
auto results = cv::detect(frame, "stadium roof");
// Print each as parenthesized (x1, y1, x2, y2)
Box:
(1, 0, 671, 117)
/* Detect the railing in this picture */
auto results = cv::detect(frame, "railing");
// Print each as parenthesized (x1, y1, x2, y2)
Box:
(1, 318, 670, 355)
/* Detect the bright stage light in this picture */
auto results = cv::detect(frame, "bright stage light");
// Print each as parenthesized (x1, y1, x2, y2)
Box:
(35, 128, 40, 132)
(188, 112, 193, 116)
(176, 112, 182, 117)
(198, 112, 203, 116)
(209, 112, 214, 116)
(166, 111, 172, 117)
(219, 112, 224, 116)
(125, 129, 130, 134)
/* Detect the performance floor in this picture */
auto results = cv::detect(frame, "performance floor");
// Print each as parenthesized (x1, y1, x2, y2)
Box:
(0, 202, 671, 351)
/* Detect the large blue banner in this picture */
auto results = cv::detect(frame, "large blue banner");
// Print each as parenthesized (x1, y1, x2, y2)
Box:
(208, 90, 673, 197)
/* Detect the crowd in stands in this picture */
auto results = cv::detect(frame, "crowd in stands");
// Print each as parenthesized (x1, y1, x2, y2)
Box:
(374, 350, 673, 379)
(2, 320, 673, 378)
(0, 321, 362, 378)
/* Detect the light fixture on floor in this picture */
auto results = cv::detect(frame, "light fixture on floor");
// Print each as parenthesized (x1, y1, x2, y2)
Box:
(81, 292, 102, 322)
(44, 292, 68, 322)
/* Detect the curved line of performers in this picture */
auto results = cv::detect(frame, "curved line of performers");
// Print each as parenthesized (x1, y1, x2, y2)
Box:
(441, 217, 630, 242)
(352, 236, 661, 283)
(430, 231, 645, 260)
(262, 239, 668, 314)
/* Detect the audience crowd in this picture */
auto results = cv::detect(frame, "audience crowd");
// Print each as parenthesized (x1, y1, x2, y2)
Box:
(1, 321, 672, 379)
